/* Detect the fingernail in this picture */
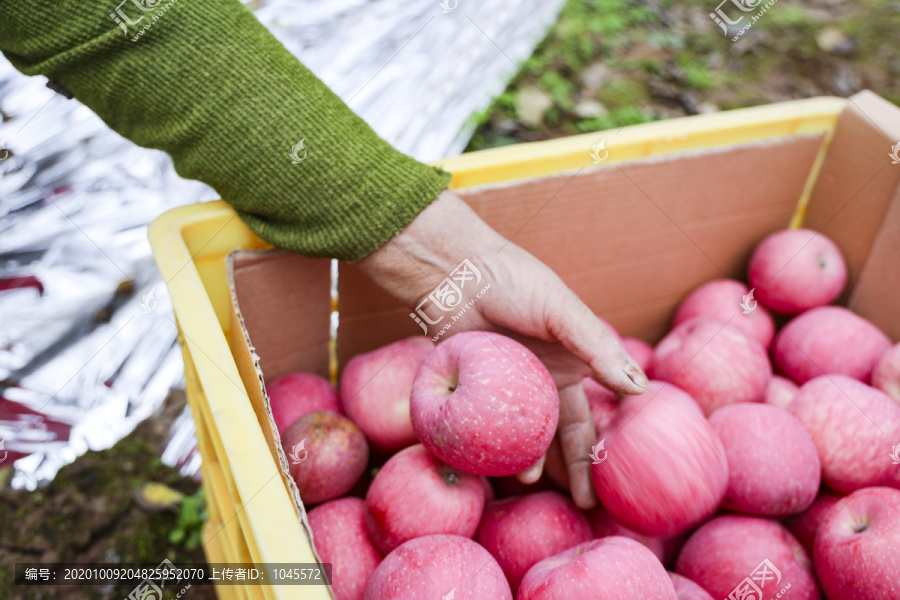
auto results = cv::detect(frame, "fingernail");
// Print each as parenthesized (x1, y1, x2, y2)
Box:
(624, 362, 650, 390)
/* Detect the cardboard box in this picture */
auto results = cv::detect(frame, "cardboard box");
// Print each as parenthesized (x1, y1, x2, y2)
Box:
(151, 90, 900, 600)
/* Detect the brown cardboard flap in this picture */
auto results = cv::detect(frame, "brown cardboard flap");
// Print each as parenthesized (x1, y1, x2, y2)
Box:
(338, 134, 825, 354)
(230, 250, 333, 380)
(848, 183, 900, 341)
(805, 91, 900, 298)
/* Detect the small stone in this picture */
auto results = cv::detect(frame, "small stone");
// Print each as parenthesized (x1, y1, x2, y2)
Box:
(574, 100, 608, 119)
(495, 118, 519, 134)
(816, 27, 855, 55)
(582, 62, 612, 92)
(516, 85, 554, 127)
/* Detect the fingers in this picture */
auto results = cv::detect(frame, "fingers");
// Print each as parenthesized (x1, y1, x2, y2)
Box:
(545, 287, 649, 396)
(557, 381, 600, 510)
(515, 453, 546, 485)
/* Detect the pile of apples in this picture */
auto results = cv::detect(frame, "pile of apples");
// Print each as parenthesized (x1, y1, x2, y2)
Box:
(272, 228, 900, 600)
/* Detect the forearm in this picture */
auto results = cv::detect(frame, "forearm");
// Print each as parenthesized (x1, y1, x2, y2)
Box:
(0, 0, 450, 260)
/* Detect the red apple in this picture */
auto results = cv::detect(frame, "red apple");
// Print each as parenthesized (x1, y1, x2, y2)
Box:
(709, 403, 820, 516)
(585, 504, 665, 562)
(668, 572, 714, 600)
(363, 534, 512, 600)
(308, 498, 382, 600)
(673, 278, 776, 347)
(622, 337, 654, 373)
(773, 306, 891, 384)
(518, 536, 677, 600)
(267, 372, 340, 435)
(748, 228, 847, 315)
(813, 487, 900, 600)
(474, 491, 592, 594)
(410, 331, 559, 476)
(583, 377, 618, 432)
(872, 342, 900, 401)
(591, 381, 728, 536)
(784, 490, 844, 555)
(283, 410, 368, 504)
(365, 444, 484, 554)
(651, 317, 771, 415)
(676, 515, 820, 600)
(788, 375, 900, 493)
(765, 375, 799, 410)
(340, 337, 433, 452)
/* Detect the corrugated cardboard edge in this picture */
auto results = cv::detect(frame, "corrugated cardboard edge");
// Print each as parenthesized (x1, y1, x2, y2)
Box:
(225, 249, 329, 584)
(450, 133, 826, 196)
(848, 184, 900, 340)
(807, 91, 900, 339)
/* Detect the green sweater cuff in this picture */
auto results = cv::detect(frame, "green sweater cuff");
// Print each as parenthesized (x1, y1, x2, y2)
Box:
(0, 0, 452, 260)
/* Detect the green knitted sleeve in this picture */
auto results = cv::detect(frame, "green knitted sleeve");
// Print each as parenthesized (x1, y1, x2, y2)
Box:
(0, 0, 451, 261)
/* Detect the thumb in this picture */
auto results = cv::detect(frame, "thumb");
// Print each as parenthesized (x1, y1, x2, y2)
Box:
(557, 380, 599, 510)
(545, 287, 649, 395)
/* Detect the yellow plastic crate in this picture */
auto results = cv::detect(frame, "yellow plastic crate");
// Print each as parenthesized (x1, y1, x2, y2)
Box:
(148, 96, 847, 600)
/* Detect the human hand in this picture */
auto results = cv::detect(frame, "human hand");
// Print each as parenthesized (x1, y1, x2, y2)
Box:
(357, 190, 649, 509)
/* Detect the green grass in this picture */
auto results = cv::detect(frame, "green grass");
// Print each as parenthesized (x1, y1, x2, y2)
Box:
(466, 0, 900, 152)
(170, 489, 207, 550)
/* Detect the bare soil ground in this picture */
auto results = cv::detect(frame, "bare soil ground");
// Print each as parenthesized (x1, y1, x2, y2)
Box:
(0, 391, 216, 600)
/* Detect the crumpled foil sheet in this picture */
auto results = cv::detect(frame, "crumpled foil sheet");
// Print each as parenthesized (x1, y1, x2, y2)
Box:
(0, 0, 565, 489)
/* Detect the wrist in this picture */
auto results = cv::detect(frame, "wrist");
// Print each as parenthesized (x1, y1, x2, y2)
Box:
(358, 190, 502, 304)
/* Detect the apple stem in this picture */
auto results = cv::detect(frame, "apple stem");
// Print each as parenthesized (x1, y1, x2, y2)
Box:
(441, 471, 460, 486)
(445, 374, 459, 394)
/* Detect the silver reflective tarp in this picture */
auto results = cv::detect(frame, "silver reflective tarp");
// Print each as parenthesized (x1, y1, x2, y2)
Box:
(0, 0, 565, 489)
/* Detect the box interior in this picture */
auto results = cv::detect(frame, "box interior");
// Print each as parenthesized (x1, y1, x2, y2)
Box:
(224, 92, 900, 568)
